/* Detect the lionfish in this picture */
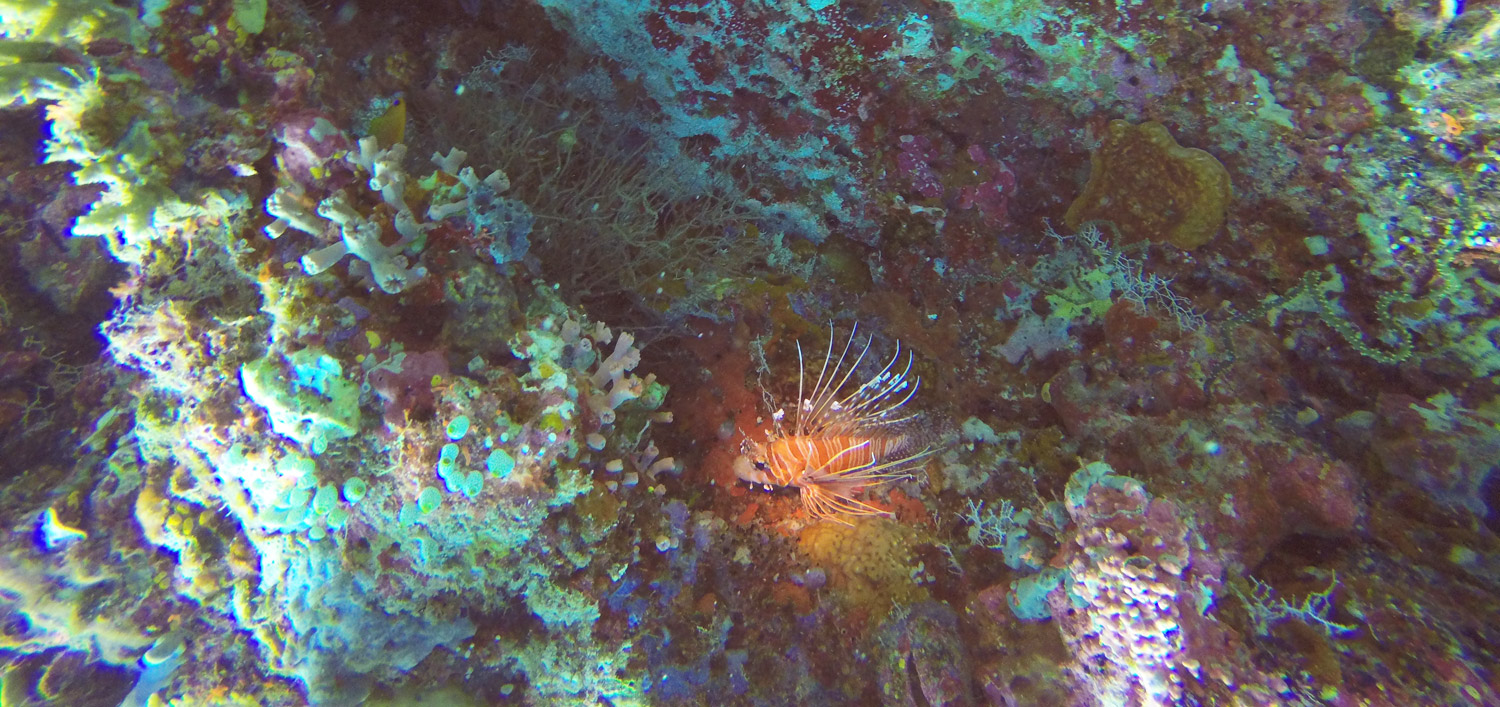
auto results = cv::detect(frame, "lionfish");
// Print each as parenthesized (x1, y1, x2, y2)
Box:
(734, 325, 936, 524)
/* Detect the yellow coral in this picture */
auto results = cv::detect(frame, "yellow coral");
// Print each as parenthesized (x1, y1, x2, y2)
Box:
(797, 517, 926, 615)
(1065, 120, 1232, 250)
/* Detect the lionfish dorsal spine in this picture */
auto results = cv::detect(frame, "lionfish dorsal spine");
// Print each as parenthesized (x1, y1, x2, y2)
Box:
(835, 344, 920, 430)
(800, 325, 861, 433)
(804, 325, 864, 432)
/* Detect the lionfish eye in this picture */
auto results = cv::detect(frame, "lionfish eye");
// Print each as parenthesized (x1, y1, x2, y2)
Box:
(753, 460, 770, 472)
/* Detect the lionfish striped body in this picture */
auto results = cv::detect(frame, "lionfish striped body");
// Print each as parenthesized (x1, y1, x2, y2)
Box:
(734, 325, 935, 524)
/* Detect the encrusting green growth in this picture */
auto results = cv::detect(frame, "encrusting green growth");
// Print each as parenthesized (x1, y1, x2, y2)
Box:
(240, 348, 361, 456)
(0, 0, 143, 104)
(0, 0, 142, 47)
(0, 41, 88, 105)
(343, 478, 368, 505)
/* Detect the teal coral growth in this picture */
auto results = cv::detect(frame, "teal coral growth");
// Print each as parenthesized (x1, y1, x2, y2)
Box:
(2, 0, 1500, 705)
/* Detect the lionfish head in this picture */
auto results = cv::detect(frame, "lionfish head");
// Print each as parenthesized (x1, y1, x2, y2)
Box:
(733, 439, 772, 485)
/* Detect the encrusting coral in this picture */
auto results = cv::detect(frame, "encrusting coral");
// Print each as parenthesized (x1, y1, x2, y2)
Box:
(1065, 120, 1232, 250)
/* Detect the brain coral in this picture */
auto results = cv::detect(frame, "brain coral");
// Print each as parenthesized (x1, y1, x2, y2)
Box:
(1065, 120, 1232, 250)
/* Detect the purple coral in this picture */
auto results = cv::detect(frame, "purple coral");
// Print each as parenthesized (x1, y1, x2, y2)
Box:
(895, 138, 1015, 228)
(1045, 464, 1292, 705)
(273, 112, 353, 188)
(1046, 473, 1193, 706)
(954, 144, 1015, 227)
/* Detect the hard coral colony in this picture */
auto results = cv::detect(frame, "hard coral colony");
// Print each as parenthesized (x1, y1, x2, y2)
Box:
(1, 0, 1500, 705)
(735, 327, 935, 523)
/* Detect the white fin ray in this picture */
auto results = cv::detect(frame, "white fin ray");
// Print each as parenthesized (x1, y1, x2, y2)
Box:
(801, 324, 867, 435)
(795, 324, 923, 437)
(803, 443, 937, 486)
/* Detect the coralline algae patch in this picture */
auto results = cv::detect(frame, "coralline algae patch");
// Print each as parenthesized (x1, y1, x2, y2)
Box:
(667, 321, 770, 514)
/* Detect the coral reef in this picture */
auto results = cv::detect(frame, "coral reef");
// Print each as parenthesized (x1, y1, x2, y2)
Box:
(2, 0, 1499, 705)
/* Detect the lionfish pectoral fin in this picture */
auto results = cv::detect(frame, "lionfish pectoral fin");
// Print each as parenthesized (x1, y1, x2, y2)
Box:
(799, 478, 893, 524)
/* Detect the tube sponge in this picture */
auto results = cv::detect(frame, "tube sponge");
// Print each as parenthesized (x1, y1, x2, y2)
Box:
(591, 332, 640, 388)
(263, 186, 328, 239)
(303, 192, 428, 293)
(263, 138, 434, 293)
(300, 241, 349, 275)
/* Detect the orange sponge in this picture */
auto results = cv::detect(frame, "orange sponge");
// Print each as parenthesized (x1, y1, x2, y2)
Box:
(1065, 120, 1232, 250)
